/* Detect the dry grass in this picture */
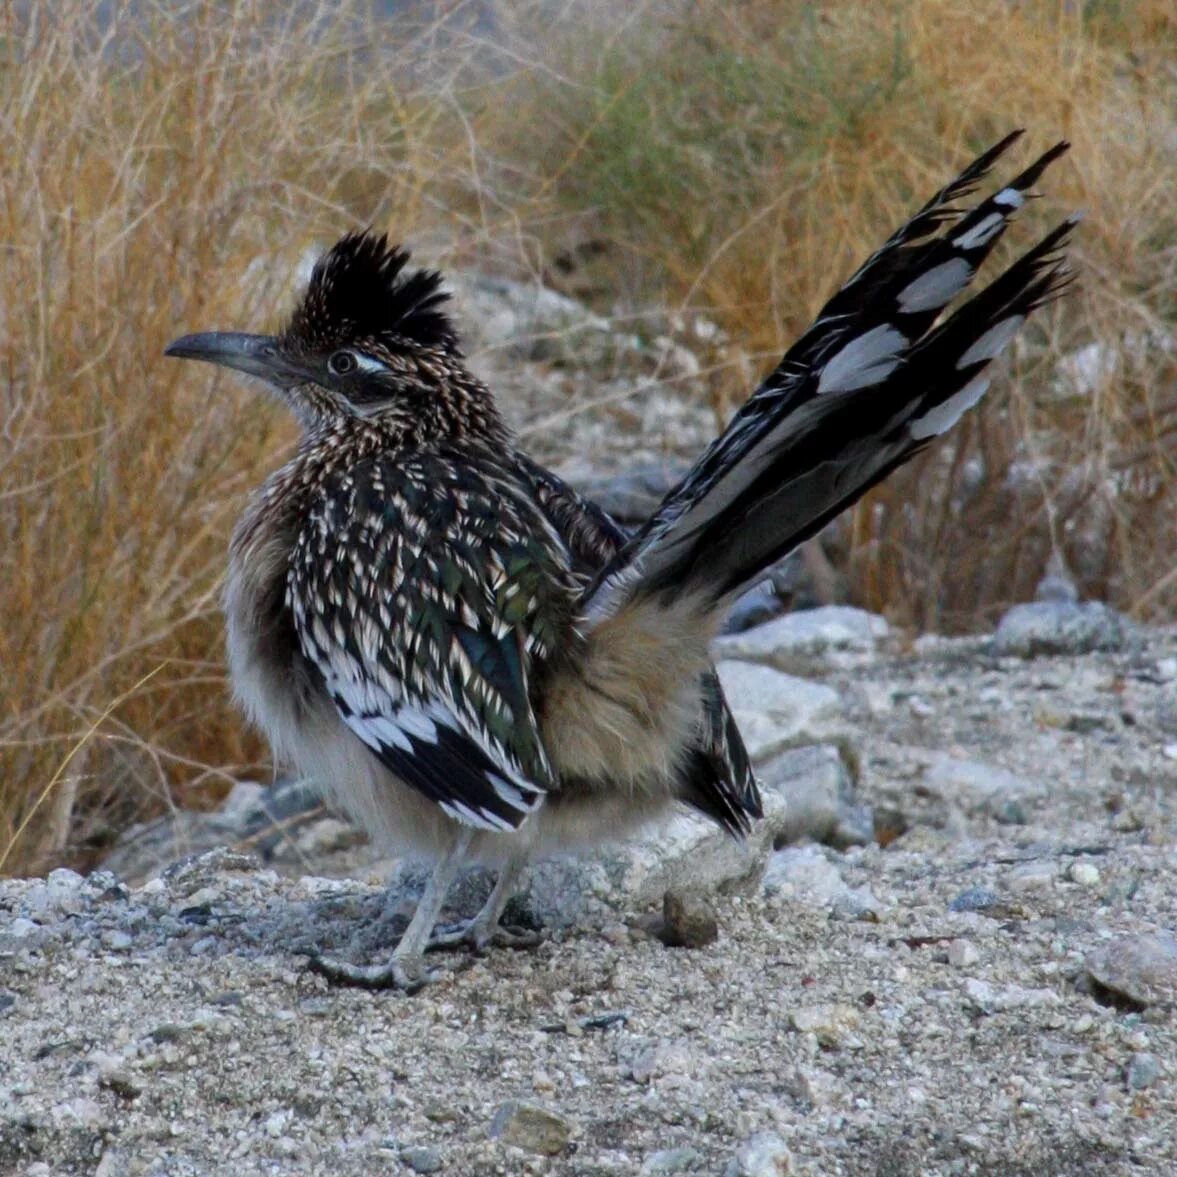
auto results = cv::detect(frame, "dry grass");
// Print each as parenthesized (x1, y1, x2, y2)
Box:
(2, 0, 1174, 874)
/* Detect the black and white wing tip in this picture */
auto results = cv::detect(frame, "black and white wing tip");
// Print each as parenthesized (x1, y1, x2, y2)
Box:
(335, 695, 546, 833)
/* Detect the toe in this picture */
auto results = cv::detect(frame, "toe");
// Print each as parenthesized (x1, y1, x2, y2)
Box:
(308, 953, 432, 993)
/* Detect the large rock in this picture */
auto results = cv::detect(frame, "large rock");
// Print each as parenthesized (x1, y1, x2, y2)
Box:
(716, 660, 846, 762)
(991, 600, 1132, 658)
(488, 1101, 576, 1155)
(715, 606, 889, 673)
(574, 465, 685, 525)
(1085, 933, 1177, 1008)
(763, 844, 880, 919)
(377, 810, 772, 933)
(758, 744, 869, 848)
(516, 812, 771, 928)
(919, 754, 1044, 822)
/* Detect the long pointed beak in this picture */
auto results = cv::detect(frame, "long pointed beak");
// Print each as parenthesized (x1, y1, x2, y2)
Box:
(164, 331, 303, 384)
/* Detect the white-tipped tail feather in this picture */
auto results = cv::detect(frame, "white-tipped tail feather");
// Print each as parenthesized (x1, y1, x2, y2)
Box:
(582, 134, 1074, 626)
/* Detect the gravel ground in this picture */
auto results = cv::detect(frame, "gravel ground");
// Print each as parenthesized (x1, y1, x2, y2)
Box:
(3, 619, 1176, 1176)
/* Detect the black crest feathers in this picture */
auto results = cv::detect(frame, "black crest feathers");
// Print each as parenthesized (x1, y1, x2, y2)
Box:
(284, 231, 458, 354)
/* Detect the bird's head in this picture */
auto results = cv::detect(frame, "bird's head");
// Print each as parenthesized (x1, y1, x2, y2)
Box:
(166, 231, 504, 441)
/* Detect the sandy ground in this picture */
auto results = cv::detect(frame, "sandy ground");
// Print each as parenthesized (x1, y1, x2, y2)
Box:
(3, 620, 1177, 1176)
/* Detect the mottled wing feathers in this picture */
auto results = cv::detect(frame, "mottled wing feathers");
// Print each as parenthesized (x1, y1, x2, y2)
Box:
(510, 454, 629, 574)
(288, 450, 577, 831)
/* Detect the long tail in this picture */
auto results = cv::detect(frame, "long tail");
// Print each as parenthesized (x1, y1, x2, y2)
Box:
(581, 133, 1075, 622)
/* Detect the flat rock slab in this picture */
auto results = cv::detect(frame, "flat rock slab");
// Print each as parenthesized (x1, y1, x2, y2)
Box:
(714, 606, 889, 673)
(716, 660, 847, 762)
(922, 754, 1045, 818)
(992, 600, 1134, 658)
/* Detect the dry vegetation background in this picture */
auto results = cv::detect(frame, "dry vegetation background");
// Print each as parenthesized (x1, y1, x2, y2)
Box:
(1, 0, 1174, 875)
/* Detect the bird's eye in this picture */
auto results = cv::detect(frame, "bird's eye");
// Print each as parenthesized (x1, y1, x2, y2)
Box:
(328, 350, 358, 376)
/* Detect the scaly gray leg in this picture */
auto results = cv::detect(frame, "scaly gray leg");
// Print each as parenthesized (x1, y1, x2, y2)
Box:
(426, 854, 540, 953)
(309, 828, 473, 992)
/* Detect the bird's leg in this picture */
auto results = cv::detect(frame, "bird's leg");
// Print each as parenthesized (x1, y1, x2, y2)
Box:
(309, 828, 474, 992)
(426, 854, 540, 953)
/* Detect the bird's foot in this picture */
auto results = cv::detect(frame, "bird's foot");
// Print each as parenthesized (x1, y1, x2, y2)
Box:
(426, 917, 543, 955)
(307, 951, 433, 994)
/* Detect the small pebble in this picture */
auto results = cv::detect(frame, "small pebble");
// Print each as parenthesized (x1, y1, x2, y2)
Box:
(630, 1041, 693, 1084)
(1068, 861, 1100, 887)
(400, 1144, 443, 1174)
(993, 799, 1028, 826)
(949, 886, 1000, 913)
(726, 1131, 793, 1176)
(488, 1101, 574, 1156)
(947, 939, 980, 967)
(1005, 862, 1056, 892)
(661, 889, 718, 949)
(641, 1147, 701, 1174)
(789, 1003, 861, 1049)
(1126, 1052, 1161, 1091)
(1086, 933, 1177, 1008)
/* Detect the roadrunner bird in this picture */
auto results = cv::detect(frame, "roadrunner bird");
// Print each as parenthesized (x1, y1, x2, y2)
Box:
(167, 132, 1074, 989)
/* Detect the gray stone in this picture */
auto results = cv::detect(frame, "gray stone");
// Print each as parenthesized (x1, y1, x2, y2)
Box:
(1085, 933, 1177, 1008)
(992, 601, 1132, 658)
(725, 581, 784, 634)
(662, 889, 718, 948)
(726, 1131, 794, 1176)
(641, 1146, 701, 1174)
(456, 273, 614, 365)
(922, 755, 1044, 818)
(400, 1144, 443, 1173)
(715, 661, 845, 762)
(517, 811, 770, 929)
(1035, 575, 1080, 604)
(949, 886, 1001, 914)
(789, 1003, 862, 1049)
(714, 606, 889, 672)
(488, 1100, 574, 1155)
(575, 465, 684, 525)
(1005, 861, 1056, 893)
(630, 1041, 694, 1084)
(1125, 1052, 1161, 1091)
(22, 869, 88, 917)
(293, 817, 365, 856)
(217, 780, 267, 827)
(947, 940, 980, 968)
(759, 745, 864, 848)
(763, 845, 878, 920)
(763, 845, 844, 902)
(962, 980, 1061, 1014)
(992, 799, 1029, 826)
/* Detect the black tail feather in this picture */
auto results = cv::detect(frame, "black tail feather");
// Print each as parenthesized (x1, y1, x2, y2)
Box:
(581, 136, 1076, 622)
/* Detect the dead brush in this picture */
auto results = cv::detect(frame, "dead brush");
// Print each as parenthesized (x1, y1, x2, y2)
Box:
(3, 0, 1173, 874)
(489, 0, 1177, 630)
(0, 0, 491, 874)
